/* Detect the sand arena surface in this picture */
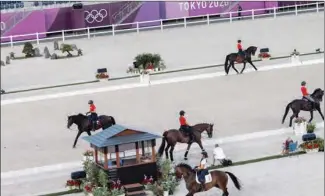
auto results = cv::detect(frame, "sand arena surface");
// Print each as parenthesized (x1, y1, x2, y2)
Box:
(1, 13, 324, 90)
(1, 62, 324, 172)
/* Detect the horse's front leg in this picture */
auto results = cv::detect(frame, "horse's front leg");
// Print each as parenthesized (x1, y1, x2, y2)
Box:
(196, 141, 205, 152)
(240, 62, 246, 74)
(309, 111, 314, 123)
(248, 59, 258, 71)
(316, 106, 325, 120)
(184, 143, 193, 160)
(73, 130, 82, 148)
(86, 131, 91, 136)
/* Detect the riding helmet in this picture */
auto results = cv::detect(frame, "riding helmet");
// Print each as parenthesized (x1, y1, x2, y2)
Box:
(201, 151, 208, 157)
(301, 81, 306, 86)
(237, 40, 242, 43)
(179, 110, 185, 116)
(88, 100, 94, 104)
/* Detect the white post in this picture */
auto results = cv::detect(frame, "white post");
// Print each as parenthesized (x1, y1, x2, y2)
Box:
(10, 36, 13, 48)
(252, 9, 255, 20)
(273, 7, 276, 18)
(207, 14, 210, 25)
(62, 30, 65, 42)
(136, 22, 139, 34)
(230, 12, 232, 23)
(184, 17, 187, 28)
(36, 32, 39, 45)
(295, 4, 298, 15)
(87, 27, 90, 39)
(160, 19, 163, 31)
(316, 2, 319, 12)
(112, 25, 115, 36)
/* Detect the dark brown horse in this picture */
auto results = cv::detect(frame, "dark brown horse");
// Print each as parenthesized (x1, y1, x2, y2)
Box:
(175, 163, 241, 196)
(282, 88, 324, 127)
(67, 113, 116, 148)
(157, 123, 214, 162)
(224, 46, 258, 75)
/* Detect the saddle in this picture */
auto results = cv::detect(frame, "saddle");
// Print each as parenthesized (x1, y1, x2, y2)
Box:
(195, 171, 212, 184)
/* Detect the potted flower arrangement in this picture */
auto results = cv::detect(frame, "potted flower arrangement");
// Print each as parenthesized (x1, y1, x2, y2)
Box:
(96, 73, 109, 79)
(142, 174, 154, 190)
(258, 52, 271, 60)
(290, 49, 301, 64)
(306, 122, 316, 133)
(315, 138, 324, 152)
(83, 150, 94, 161)
(83, 182, 95, 196)
(293, 117, 307, 135)
(299, 141, 319, 153)
(66, 179, 75, 190)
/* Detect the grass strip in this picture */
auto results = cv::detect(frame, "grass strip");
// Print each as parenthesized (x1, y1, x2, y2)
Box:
(38, 189, 82, 196)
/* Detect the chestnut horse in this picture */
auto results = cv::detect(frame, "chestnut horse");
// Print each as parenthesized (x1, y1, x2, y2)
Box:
(175, 163, 241, 196)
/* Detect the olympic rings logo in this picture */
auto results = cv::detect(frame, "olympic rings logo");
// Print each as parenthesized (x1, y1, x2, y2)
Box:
(84, 9, 108, 24)
(0, 22, 5, 31)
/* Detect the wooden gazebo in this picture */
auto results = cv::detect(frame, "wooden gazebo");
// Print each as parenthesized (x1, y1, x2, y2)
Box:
(82, 124, 161, 184)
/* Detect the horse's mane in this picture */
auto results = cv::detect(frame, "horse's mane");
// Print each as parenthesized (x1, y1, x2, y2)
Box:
(312, 88, 323, 94)
(176, 163, 195, 173)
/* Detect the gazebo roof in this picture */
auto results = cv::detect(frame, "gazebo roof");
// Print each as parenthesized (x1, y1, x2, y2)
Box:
(82, 124, 161, 148)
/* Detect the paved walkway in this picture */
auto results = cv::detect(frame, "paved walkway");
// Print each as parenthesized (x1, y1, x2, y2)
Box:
(1, 62, 324, 172)
(2, 127, 323, 196)
(1, 13, 323, 90)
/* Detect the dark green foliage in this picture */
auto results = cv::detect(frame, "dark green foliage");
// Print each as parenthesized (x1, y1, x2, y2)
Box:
(22, 42, 34, 57)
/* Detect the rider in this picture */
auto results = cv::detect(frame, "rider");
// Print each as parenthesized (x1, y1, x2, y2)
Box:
(198, 151, 209, 186)
(179, 110, 194, 143)
(237, 40, 245, 58)
(86, 100, 98, 131)
(301, 81, 316, 107)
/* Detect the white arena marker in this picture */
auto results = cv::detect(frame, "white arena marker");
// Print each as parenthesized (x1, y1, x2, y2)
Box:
(1, 58, 323, 106)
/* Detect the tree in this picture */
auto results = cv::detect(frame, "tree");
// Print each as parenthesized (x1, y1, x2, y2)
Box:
(133, 53, 166, 73)
(60, 44, 74, 57)
(22, 42, 34, 57)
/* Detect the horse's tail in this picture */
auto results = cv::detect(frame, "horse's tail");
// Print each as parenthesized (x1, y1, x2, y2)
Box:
(282, 102, 292, 124)
(225, 171, 241, 190)
(110, 116, 116, 125)
(157, 131, 168, 157)
(225, 54, 230, 71)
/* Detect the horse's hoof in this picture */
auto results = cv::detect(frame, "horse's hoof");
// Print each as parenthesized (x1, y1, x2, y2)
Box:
(72, 146, 76, 148)
(184, 157, 188, 160)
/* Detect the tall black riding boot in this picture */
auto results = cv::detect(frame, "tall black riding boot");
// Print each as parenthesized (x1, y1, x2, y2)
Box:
(92, 121, 96, 131)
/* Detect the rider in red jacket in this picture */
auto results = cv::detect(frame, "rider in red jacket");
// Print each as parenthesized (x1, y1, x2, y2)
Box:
(237, 40, 245, 58)
(301, 81, 315, 106)
(87, 100, 98, 130)
(179, 110, 194, 143)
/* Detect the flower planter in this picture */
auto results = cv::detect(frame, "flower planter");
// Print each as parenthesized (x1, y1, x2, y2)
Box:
(261, 57, 270, 61)
(293, 122, 307, 135)
(305, 148, 319, 153)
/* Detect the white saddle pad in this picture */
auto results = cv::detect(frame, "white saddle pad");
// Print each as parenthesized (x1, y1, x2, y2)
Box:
(195, 172, 212, 184)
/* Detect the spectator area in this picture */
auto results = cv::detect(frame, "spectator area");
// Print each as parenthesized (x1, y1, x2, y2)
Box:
(0, 1, 81, 11)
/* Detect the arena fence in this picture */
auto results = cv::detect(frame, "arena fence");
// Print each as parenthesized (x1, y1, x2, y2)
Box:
(0, 2, 324, 47)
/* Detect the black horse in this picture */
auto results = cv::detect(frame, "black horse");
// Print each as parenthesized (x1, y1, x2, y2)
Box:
(67, 113, 116, 148)
(282, 88, 324, 127)
(224, 46, 258, 75)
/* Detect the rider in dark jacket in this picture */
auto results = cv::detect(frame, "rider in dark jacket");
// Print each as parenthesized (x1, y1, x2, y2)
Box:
(179, 110, 194, 143)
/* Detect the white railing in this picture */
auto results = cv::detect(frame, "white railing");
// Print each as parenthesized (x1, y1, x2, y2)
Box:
(1, 2, 323, 47)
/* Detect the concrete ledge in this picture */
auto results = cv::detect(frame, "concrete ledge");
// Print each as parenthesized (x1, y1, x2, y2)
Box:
(1, 51, 323, 95)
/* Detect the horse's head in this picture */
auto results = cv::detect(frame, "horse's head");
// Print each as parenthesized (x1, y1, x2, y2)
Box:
(67, 115, 76, 129)
(193, 123, 214, 138)
(312, 88, 324, 102)
(174, 163, 195, 180)
(246, 46, 257, 56)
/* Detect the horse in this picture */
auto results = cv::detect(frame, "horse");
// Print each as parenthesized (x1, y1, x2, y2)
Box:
(282, 88, 324, 127)
(224, 46, 258, 75)
(157, 123, 214, 162)
(175, 163, 241, 196)
(67, 113, 116, 148)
